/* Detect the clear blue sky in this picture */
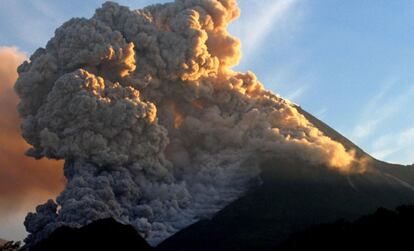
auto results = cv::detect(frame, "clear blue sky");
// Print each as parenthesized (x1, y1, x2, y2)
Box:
(1, 0, 414, 165)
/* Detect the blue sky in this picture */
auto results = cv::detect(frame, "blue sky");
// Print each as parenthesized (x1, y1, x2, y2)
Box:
(1, 0, 414, 165)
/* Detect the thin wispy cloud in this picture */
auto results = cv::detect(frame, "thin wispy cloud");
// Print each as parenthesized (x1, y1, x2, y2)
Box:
(347, 77, 414, 164)
(230, 0, 302, 68)
(371, 127, 414, 165)
(241, 0, 298, 63)
(315, 107, 328, 119)
(286, 84, 308, 103)
(350, 79, 414, 140)
(228, 0, 309, 105)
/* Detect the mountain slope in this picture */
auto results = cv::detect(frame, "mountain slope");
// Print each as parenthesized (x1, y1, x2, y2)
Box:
(157, 108, 414, 251)
(0, 239, 6, 246)
(296, 106, 368, 158)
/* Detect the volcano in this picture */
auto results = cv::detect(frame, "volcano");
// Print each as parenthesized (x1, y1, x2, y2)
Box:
(23, 108, 414, 251)
(11, 0, 414, 250)
(156, 107, 414, 251)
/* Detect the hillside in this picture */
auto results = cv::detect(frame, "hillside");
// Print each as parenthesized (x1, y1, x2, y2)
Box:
(157, 108, 414, 251)
(278, 205, 414, 250)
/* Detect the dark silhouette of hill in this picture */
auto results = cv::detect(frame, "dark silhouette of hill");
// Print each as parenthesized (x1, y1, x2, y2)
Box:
(278, 205, 414, 250)
(27, 218, 153, 251)
(21, 205, 414, 251)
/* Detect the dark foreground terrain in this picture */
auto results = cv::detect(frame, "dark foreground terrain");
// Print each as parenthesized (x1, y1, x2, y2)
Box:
(15, 205, 414, 251)
(278, 205, 414, 250)
(26, 218, 153, 251)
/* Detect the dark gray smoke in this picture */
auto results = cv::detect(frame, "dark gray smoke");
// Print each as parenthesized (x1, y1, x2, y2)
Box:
(15, 0, 360, 246)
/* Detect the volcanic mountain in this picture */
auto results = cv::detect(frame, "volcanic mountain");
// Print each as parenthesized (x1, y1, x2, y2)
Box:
(23, 109, 414, 251)
(156, 107, 414, 251)
(13, 0, 414, 250)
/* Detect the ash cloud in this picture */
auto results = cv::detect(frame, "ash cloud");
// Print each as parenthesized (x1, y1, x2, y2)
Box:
(0, 47, 63, 210)
(15, 0, 361, 246)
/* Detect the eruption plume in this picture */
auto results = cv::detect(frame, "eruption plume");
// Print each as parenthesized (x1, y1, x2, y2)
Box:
(14, 0, 360, 246)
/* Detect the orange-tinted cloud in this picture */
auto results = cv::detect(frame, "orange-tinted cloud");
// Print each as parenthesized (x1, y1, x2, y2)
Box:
(0, 47, 64, 214)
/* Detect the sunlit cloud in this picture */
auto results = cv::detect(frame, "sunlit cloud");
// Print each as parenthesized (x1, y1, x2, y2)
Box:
(0, 46, 64, 241)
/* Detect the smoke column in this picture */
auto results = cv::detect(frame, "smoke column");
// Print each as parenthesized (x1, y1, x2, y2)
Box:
(14, 0, 361, 246)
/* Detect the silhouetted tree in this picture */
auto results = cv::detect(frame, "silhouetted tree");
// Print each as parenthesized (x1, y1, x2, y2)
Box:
(278, 205, 414, 250)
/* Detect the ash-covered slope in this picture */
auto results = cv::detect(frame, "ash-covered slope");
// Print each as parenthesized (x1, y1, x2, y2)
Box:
(157, 112, 414, 251)
(28, 218, 153, 251)
(297, 106, 414, 182)
(296, 106, 368, 158)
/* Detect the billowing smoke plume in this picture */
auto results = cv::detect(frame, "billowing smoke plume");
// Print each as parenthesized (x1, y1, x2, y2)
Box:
(0, 47, 63, 211)
(15, 0, 360, 246)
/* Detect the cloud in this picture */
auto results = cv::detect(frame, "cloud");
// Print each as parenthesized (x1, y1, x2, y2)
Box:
(285, 84, 308, 103)
(0, 46, 64, 212)
(315, 107, 328, 119)
(0, 47, 25, 94)
(371, 127, 414, 165)
(350, 79, 414, 140)
(230, 0, 301, 67)
(348, 78, 414, 164)
(15, 1, 360, 246)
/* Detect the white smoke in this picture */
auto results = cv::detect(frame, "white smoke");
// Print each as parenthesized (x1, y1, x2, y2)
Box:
(15, 0, 360, 246)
